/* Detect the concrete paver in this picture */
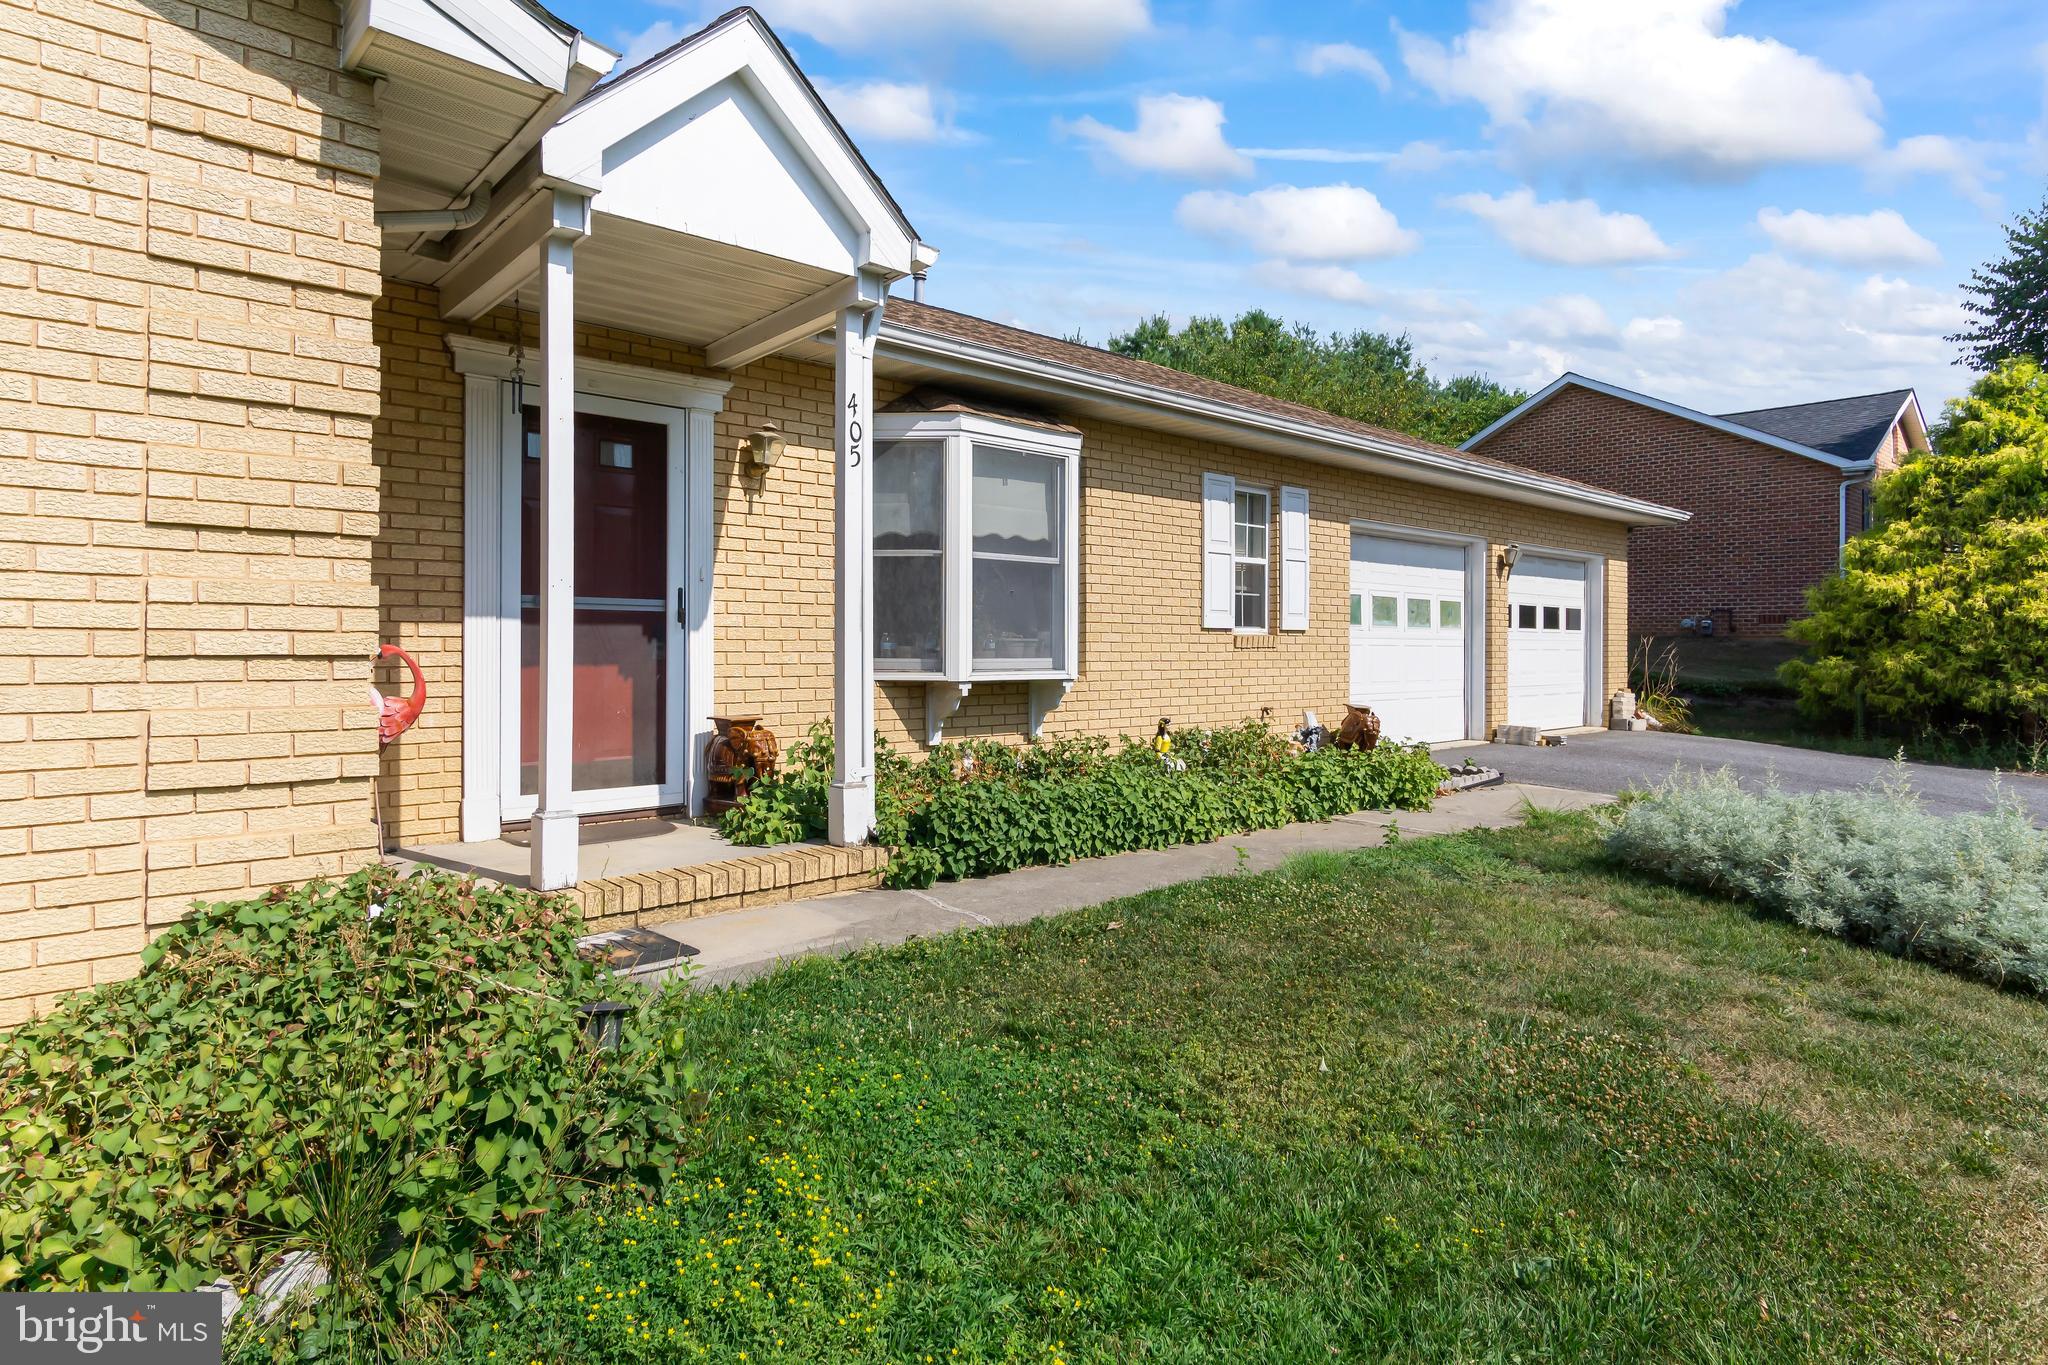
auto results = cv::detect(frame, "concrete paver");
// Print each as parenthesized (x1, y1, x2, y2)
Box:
(614, 782, 1606, 991)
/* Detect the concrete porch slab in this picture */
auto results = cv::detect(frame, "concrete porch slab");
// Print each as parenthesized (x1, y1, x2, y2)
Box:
(392, 818, 889, 933)
(393, 817, 768, 889)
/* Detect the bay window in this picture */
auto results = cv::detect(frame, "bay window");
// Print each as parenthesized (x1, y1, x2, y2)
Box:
(873, 411, 1081, 688)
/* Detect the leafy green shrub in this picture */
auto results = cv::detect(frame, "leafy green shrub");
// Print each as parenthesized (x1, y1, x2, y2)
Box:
(1606, 768, 2048, 993)
(0, 867, 701, 1321)
(423, 1151, 889, 1365)
(723, 719, 1445, 885)
(1789, 360, 2048, 746)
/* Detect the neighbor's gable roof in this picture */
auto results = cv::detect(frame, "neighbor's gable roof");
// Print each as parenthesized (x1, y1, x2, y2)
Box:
(880, 301, 1689, 527)
(1717, 390, 1923, 463)
(1460, 372, 1877, 472)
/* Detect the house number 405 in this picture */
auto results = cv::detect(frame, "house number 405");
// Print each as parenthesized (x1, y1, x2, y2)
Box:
(845, 391, 863, 468)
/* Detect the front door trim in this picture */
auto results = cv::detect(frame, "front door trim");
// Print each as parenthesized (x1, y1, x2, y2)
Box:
(451, 335, 727, 840)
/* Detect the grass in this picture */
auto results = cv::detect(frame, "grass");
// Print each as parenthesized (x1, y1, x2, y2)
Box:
(1649, 635, 2046, 772)
(439, 814, 2048, 1363)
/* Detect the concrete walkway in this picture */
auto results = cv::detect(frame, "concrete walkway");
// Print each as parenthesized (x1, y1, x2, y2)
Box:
(589, 781, 1606, 991)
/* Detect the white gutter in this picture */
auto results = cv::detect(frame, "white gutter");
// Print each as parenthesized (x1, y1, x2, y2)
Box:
(880, 324, 1690, 527)
(376, 181, 491, 233)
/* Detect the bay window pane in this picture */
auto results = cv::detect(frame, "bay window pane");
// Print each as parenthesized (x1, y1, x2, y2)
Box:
(973, 557, 1061, 669)
(972, 446, 1060, 556)
(875, 440, 943, 551)
(876, 555, 943, 671)
(875, 439, 945, 672)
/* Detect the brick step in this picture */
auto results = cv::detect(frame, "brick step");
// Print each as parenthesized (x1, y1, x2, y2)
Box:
(564, 842, 890, 933)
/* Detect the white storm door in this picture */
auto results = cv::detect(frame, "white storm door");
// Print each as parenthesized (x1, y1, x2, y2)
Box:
(1506, 555, 1589, 730)
(499, 393, 692, 821)
(1349, 533, 1469, 743)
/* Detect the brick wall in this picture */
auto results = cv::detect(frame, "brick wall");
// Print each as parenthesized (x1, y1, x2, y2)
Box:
(1468, 385, 1845, 638)
(0, 0, 381, 1024)
(371, 291, 1630, 848)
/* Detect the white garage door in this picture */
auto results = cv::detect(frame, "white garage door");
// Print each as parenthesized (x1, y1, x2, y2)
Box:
(1349, 533, 1469, 743)
(1507, 555, 1590, 730)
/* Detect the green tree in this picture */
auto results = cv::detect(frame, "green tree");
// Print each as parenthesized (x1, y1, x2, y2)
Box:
(1787, 360, 2048, 745)
(1950, 196, 2048, 372)
(1107, 309, 1525, 446)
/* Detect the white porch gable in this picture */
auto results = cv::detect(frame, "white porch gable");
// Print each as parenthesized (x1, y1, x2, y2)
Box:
(380, 7, 935, 889)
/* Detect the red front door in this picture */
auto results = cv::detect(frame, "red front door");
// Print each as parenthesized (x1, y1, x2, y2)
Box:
(518, 408, 669, 798)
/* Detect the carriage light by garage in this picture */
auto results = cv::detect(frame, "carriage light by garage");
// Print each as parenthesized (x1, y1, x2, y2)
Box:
(1499, 543, 1522, 575)
(743, 420, 785, 477)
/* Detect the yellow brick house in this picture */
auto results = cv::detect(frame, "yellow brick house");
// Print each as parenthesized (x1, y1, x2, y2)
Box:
(0, 0, 1685, 1021)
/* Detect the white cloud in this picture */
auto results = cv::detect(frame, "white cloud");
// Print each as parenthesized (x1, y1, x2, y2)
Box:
(1239, 140, 1486, 173)
(1063, 95, 1253, 179)
(618, 21, 688, 68)
(1478, 255, 1961, 408)
(1622, 315, 1685, 346)
(1448, 188, 1676, 266)
(1508, 293, 1618, 346)
(816, 80, 971, 144)
(1252, 260, 1385, 306)
(1299, 42, 1391, 92)
(1251, 262, 1476, 321)
(753, 0, 1150, 63)
(1178, 184, 1420, 261)
(1755, 207, 1939, 268)
(1397, 0, 1883, 175)
(1868, 134, 1998, 212)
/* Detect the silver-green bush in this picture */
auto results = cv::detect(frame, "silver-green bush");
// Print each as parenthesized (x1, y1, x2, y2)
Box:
(1606, 767, 2048, 993)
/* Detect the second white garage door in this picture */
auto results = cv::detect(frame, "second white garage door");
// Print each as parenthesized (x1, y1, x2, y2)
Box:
(1349, 533, 1470, 743)
(1507, 554, 1591, 730)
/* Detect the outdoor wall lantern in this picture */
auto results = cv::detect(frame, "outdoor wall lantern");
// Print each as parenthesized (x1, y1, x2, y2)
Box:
(743, 420, 786, 478)
(1499, 543, 1523, 575)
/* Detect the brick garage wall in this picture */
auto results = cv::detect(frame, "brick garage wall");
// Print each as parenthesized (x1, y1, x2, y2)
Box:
(0, 0, 381, 1024)
(1468, 385, 1845, 638)
(375, 296, 1630, 850)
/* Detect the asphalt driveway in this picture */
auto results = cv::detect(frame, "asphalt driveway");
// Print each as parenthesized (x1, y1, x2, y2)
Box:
(1450, 730, 2048, 822)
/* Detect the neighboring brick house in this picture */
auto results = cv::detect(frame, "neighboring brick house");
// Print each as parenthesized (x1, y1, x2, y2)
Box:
(0, 1, 1686, 1021)
(1463, 375, 1929, 639)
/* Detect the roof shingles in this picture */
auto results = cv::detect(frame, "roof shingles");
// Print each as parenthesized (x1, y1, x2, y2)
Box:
(1717, 390, 1913, 463)
(881, 298, 1637, 504)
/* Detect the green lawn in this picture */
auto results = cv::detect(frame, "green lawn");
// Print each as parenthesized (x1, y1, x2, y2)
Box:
(437, 813, 2048, 1363)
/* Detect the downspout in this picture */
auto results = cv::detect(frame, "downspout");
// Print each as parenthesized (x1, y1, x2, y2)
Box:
(1836, 467, 1874, 569)
(375, 182, 492, 234)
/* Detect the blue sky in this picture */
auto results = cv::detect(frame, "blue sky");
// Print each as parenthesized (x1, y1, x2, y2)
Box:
(555, 0, 2047, 414)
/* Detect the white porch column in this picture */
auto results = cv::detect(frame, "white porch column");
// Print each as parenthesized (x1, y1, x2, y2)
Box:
(531, 192, 590, 891)
(828, 272, 887, 845)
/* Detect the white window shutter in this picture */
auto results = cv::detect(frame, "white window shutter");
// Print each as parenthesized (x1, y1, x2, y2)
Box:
(1279, 485, 1309, 631)
(1201, 472, 1235, 629)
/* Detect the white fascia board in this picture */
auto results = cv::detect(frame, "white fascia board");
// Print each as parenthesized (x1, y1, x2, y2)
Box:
(343, 0, 590, 92)
(1463, 372, 1870, 473)
(880, 327, 1689, 528)
(875, 409, 1083, 457)
(540, 11, 918, 275)
(1893, 390, 1931, 453)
